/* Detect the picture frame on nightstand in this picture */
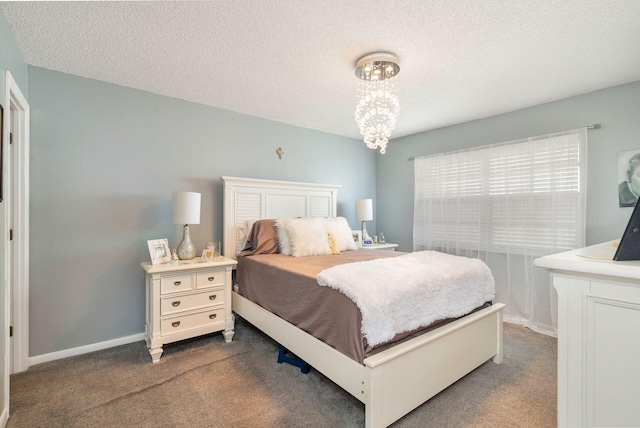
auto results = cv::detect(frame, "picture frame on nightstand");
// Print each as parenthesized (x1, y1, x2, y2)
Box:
(201, 248, 215, 261)
(351, 230, 362, 245)
(147, 238, 171, 265)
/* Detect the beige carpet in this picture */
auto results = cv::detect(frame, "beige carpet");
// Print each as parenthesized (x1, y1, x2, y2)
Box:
(8, 318, 556, 427)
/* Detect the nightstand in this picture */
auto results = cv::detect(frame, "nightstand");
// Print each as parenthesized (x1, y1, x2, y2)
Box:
(142, 256, 238, 363)
(358, 243, 399, 251)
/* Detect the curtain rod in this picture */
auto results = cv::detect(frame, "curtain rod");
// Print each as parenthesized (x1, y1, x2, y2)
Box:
(407, 124, 601, 161)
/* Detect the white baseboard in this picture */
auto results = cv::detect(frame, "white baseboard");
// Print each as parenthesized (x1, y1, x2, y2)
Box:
(28, 332, 145, 367)
(503, 315, 558, 338)
(0, 406, 8, 428)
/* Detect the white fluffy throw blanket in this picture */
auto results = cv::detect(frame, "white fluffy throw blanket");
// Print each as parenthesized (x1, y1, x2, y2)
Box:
(316, 251, 495, 347)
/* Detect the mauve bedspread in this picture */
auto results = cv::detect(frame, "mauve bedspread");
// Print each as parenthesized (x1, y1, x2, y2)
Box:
(236, 250, 491, 363)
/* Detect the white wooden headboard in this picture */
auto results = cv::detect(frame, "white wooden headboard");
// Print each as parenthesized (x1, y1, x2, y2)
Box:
(221, 176, 341, 259)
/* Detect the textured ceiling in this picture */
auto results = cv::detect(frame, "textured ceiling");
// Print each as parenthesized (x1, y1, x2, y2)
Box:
(3, 1, 640, 141)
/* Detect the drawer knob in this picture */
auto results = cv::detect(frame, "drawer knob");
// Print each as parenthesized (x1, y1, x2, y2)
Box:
(171, 321, 180, 328)
(172, 301, 181, 307)
(209, 314, 217, 319)
(208, 276, 215, 282)
(174, 281, 181, 286)
(209, 295, 217, 301)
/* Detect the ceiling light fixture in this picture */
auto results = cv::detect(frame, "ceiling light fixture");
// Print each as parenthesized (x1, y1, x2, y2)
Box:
(354, 52, 400, 154)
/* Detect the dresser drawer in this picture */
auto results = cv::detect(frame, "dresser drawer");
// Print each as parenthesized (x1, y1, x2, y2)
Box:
(161, 288, 225, 316)
(160, 273, 194, 294)
(196, 269, 225, 289)
(592, 281, 640, 301)
(161, 307, 225, 335)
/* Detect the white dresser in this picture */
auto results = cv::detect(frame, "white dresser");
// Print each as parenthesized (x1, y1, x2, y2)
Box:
(142, 257, 237, 362)
(534, 241, 640, 427)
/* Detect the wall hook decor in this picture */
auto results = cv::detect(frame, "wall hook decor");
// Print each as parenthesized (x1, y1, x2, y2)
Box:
(276, 147, 284, 159)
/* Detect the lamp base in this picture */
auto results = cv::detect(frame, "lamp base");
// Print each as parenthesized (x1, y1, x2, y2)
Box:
(361, 221, 371, 242)
(177, 224, 196, 260)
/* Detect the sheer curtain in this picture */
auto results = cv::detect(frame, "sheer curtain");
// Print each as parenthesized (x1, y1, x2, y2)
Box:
(413, 129, 587, 335)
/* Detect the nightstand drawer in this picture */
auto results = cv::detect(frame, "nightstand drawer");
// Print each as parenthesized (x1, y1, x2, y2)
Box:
(160, 288, 225, 316)
(160, 273, 194, 294)
(196, 270, 225, 289)
(161, 308, 225, 334)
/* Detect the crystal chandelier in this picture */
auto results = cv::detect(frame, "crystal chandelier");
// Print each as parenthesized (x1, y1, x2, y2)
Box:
(354, 52, 400, 154)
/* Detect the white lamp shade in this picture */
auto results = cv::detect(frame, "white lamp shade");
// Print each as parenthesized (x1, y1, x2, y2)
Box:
(355, 199, 373, 221)
(172, 191, 201, 225)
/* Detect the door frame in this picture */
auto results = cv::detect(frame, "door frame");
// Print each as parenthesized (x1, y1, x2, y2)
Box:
(5, 71, 29, 374)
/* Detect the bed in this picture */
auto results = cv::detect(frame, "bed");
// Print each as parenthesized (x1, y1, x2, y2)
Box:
(222, 176, 505, 428)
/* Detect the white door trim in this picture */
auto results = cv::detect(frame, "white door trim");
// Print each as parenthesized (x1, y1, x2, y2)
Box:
(5, 71, 29, 374)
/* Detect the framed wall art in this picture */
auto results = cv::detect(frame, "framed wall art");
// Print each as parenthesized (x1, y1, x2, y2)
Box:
(617, 149, 640, 207)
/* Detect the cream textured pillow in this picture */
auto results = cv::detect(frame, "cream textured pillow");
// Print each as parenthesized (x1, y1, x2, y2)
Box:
(276, 217, 332, 257)
(275, 219, 293, 256)
(275, 217, 357, 257)
(324, 217, 357, 251)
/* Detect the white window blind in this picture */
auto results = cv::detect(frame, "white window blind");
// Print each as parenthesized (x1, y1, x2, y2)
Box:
(413, 128, 587, 334)
(414, 130, 586, 255)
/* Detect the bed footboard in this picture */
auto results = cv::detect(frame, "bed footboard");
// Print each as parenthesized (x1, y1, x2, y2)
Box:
(233, 291, 504, 428)
(362, 303, 505, 427)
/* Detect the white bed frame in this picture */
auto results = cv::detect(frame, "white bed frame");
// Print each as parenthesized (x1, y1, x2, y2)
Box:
(222, 176, 505, 428)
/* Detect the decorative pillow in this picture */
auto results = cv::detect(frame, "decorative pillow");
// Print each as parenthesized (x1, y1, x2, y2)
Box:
(275, 219, 293, 256)
(238, 219, 280, 256)
(277, 217, 333, 257)
(327, 233, 340, 255)
(274, 217, 357, 257)
(324, 217, 357, 252)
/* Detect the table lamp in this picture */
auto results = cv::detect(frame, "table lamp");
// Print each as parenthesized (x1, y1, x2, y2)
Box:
(356, 199, 373, 243)
(172, 191, 201, 260)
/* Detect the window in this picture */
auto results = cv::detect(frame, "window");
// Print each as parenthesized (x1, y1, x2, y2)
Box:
(413, 128, 587, 334)
(414, 130, 586, 256)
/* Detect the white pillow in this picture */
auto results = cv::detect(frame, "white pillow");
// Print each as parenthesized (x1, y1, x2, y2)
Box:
(324, 217, 357, 251)
(275, 219, 293, 256)
(277, 217, 332, 257)
(275, 217, 357, 257)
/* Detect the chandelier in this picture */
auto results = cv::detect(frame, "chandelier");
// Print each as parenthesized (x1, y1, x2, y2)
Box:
(354, 52, 400, 154)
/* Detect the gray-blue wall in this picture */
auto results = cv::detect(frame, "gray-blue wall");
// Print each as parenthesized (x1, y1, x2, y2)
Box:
(28, 66, 376, 356)
(376, 81, 640, 252)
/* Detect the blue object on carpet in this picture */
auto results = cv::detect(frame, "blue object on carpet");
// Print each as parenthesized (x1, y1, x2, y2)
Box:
(277, 345, 310, 374)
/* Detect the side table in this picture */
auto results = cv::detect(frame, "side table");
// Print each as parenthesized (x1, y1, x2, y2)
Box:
(142, 256, 237, 362)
